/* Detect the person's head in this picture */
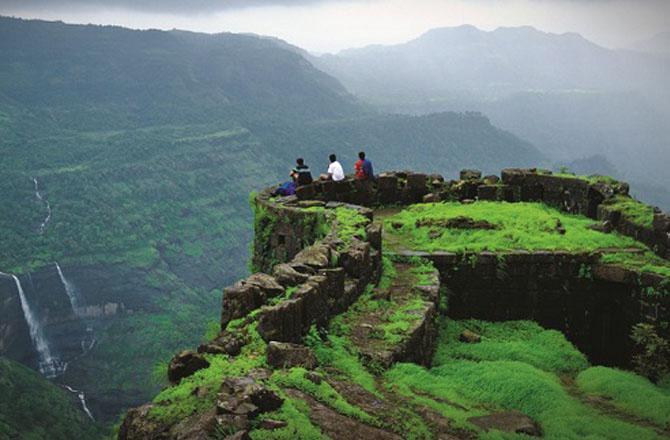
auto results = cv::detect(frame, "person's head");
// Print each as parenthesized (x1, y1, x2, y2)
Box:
(358, 151, 365, 160)
(329, 154, 336, 163)
(296, 158, 304, 166)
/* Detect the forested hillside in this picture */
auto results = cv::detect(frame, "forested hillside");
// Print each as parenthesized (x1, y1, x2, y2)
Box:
(0, 357, 102, 439)
(0, 16, 544, 429)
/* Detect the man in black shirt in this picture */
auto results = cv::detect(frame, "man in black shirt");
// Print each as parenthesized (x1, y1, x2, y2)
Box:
(291, 158, 313, 186)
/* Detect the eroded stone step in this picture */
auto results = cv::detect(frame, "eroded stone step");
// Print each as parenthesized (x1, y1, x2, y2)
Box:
(341, 260, 440, 369)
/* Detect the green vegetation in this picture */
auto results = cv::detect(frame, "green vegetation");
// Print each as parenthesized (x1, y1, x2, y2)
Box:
(333, 207, 369, 246)
(600, 195, 655, 228)
(600, 251, 670, 278)
(0, 357, 103, 440)
(576, 367, 670, 426)
(433, 320, 589, 374)
(630, 323, 670, 382)
(385, 318, 668, 439)
(273, 367, 377, 424)
(150, 323, 267, 423)
(384, 202, 642, 253)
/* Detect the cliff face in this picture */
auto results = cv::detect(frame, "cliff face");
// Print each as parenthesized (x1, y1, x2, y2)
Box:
(0, 263, 164, 421)
(118, 168, 670, 440)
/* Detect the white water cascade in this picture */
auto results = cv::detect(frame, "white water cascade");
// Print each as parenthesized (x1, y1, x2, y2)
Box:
(56, 263, 80, 312)
(11, 274, 65, 378)
(63, 384, 95, 421)
(55, 263, 96, 354)
(33, 177, 52, 234)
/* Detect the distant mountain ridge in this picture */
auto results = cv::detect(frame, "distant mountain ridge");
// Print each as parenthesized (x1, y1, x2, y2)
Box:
(311, 24, 670, 208)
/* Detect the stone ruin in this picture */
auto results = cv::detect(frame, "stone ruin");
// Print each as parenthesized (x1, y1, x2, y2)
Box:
(119, 168, 670, 440)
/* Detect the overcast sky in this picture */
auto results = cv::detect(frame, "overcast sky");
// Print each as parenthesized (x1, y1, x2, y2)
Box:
(1, 0, 668, 53)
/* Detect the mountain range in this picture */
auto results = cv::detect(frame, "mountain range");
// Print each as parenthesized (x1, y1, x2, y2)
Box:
(311, 25, 670, 201)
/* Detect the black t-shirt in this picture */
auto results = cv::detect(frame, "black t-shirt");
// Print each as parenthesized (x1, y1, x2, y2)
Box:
(293, 164, 313, 186)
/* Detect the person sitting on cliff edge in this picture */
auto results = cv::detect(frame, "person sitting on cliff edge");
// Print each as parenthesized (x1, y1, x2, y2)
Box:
(354, 151, 374, 180)
(324, 153, 345, 182)
(291, 158, 313, 186)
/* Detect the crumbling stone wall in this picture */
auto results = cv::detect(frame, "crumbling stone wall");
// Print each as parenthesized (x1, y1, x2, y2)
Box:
(290, 168, 670, 260)
(393, 249, 670, 367)
(225, 197, 382, 344)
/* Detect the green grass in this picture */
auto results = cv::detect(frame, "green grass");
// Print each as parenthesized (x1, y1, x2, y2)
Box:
(149, 323, 267, 423)
(307, 332, 379, 395)
(333, 207, 369, 246)
(272, 367, 377, 424)
(250, 394, 326, 440)
(383, 201, 643, 253)
(576, 366, 670, 427)
(382, 318, 668, 439)
(600, 195, 655, 228)
(433, 320, 589, 374)
(600, 252, 670, 278)
(387, 361, 663, 440)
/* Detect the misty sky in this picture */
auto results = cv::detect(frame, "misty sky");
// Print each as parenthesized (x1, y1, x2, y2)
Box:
(1, 0, 668, 53)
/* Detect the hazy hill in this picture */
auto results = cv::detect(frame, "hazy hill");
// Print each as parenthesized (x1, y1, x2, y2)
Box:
(632, 32, 670, 56)
(312, 25, 670, 208)
(0, 357, 102, 439)
(0, 16, 543, 429)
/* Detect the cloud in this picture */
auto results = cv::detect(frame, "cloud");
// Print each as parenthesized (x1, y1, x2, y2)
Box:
(0, 0, 367, 14)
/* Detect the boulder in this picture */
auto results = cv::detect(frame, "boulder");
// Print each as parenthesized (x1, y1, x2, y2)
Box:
(460, 169, 482, 180)
(221, 282, 265, 330)
(483, 175, 500, 185)
(293, 244, 331, 269)
(272, 263, 314, 287)
(218, 377, 283, 420)
(422, 193, 442, 203)
(259, 419, 288, 430)
(243, 273, 284, 298)
(459, 330, 482, 344)
(588, 221, 614, 234)
(168, 350, 210, 384)
(267, 341, 318, 369)
(468, 411, 542, 437)
(199, 332, 246, 356)
(118, 403, 168, 440)
(653, 213, 670, 233)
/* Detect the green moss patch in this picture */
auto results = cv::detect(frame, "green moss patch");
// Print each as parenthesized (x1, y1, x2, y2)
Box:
(383, 202, 642, 253)
(600, 252, 670, 279)
(600, 195, 655, 228)
(433, 320, 589, 374)
(576, 366, 670, 427)
(382, 318, 669, 439)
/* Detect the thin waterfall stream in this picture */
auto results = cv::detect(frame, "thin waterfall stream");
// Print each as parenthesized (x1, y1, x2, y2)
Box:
(33, 177, 51, 234)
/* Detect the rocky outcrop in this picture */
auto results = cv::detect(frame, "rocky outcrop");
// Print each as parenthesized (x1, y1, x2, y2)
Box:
(167, 351, 210, 384)
(468, 411, 542, 437)
(266, 341, 317, 369)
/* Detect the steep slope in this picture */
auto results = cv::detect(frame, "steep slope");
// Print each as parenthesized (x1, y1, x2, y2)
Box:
(312, 25, 670, 207)
(0, 16, 544, 427)
(0, 357, 102, 439)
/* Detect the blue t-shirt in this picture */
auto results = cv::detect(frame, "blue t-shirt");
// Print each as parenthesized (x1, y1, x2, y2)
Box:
(362, 159, 373, 178)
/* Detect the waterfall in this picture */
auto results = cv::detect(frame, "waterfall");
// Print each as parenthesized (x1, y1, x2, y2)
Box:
(63, 385, 95, 421)
(56, 263, 80, 312)
(11, 274, 65, 378)
(33, 177, 52, 234)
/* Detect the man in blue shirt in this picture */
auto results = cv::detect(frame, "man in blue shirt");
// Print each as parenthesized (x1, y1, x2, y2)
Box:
(354, 151, 374, 180)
